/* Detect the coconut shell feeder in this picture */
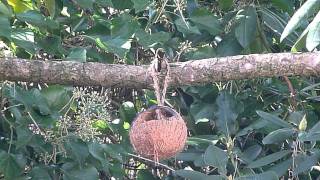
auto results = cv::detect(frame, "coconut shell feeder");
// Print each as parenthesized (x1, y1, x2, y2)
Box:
(129, 56, 188, 162)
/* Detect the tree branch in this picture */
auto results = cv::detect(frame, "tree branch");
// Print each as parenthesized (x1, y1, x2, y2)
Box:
(0, 52, 319, 89)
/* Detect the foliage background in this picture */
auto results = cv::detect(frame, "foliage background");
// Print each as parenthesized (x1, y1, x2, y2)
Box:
(0, 0, 320, 179)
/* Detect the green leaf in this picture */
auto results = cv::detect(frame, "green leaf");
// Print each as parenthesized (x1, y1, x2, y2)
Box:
(0, 152, 25, 179)
(16, 10, 59, 30)
(260, 8, 297, 46)
(267, 157, 292, 177)
(190, 102, 214, 124)
(247, 150, 291, 168)
(119, 101, 136, 123)
(218, 0, 232, 10)
(11, 29, 36, 54)
(271, 0, 294, 13)
(88, 143, 109, 171)
(186, 135, 219, 146)
(256, 111, 293, 128)
(132, 0, 151, 13)
(291, 28, 308, 52)
(67, 48, 87, 62)
(176, 152, 203, 162)
(111, 0, 133, 10)
(15, 126, 34, 149)
(137, 169, 158, 180)
(214, 91, 243, 135)
(280, 0, 320, 41)
(204, 145, 228, 175)
(135, 30, 170, 49)
(7, 0, 33, 13)
(64, 138, 89, 165)
(97, 37, 131, 58)
(262, 128, 295, 144)
(29, 166, 51, 180)
(190, 8, 222, 36)
(235, 171, 278, 180)
(174, 18, 201, 35)
(293, 152, 320, 175)
(239, 145, 262, 163)
(184, 46, 216, 60)
(62, 163, 99, 180)
(111, 13, 139, 39)
(216, 34, 243, 57)
(74, 0, 93, 8)
(44, 0, 55, 17)
(0, 2, 12, 17)
(235, 6, 257, 48)
(41, 85, 71, 112)
(175, 170, 225, 180)
(37, 35, 66, 55)
(0, 16, 11, 39)
(306, 11, 320, 51)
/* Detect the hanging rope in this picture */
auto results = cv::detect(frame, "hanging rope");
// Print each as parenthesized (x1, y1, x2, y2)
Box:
(149, 50, 170, 106)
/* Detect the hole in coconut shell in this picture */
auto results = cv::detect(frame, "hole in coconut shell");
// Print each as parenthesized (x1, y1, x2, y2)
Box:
(145, 105, 176, 121)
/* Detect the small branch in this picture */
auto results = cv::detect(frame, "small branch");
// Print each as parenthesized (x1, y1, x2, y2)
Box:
(127, 153, 175, 171)
(0, 52, 320, 89)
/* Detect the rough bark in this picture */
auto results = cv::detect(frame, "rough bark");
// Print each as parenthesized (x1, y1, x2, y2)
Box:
(0, 52, 319, 89)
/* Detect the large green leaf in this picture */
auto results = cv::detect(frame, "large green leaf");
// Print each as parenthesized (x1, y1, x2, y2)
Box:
(37, 35, 66, 55)
(306, 11, 320, 51)
(111, 13, 139, 39)
(15, 125, 34, 149)
(135, 30, 170, 49)
(62, 163, 99, 180)
(119, 101, 136, 123)
(216, 34, 243, 57)
(175, 170, 225, 180)
(16, 10, 59, 30)
(235, 171, 278, 180)
(64, 138, 89, 166)
(174, 18, 201, 36)
(0, 2, 12, 17)
(44, 0, 55, 17)
(67, 48, 87, 62)
(280, 0, 320, 41)
(235, 6, 257, 48)
(256, 111, 293, 128)
(247, 150, 291, 168)
(204, 145, 228, 175)
(137, 169, 159, 180)
(11, 28, 37, 54)
(0, 16, 11, 39)
(74, 0, 93, 8)
(271, 0, 294, 13)
(41, 85, 71, 112)
(132, 0, 152, 13)
(239, 145, 262, 163)
(190, 102, 214, 124)
(29, 166, 51, 180)
(293, 152, 320, 175)
(97, 37, 131, 58)
(267, 157, 292, 177)
(262, 128, 295, 144)
(190, 8, 222, 36)
(218, 0, 232, 10)
(0, 152, 25, 179)
(214, 91, 243, 135)
(88, 143, 110, 171)
(260, 8, 297, 46)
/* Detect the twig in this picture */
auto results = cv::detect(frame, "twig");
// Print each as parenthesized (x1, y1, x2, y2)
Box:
(127, 153, 175, 171)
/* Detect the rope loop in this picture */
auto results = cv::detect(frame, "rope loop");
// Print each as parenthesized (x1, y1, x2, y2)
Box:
(149, 50, 170, 106)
